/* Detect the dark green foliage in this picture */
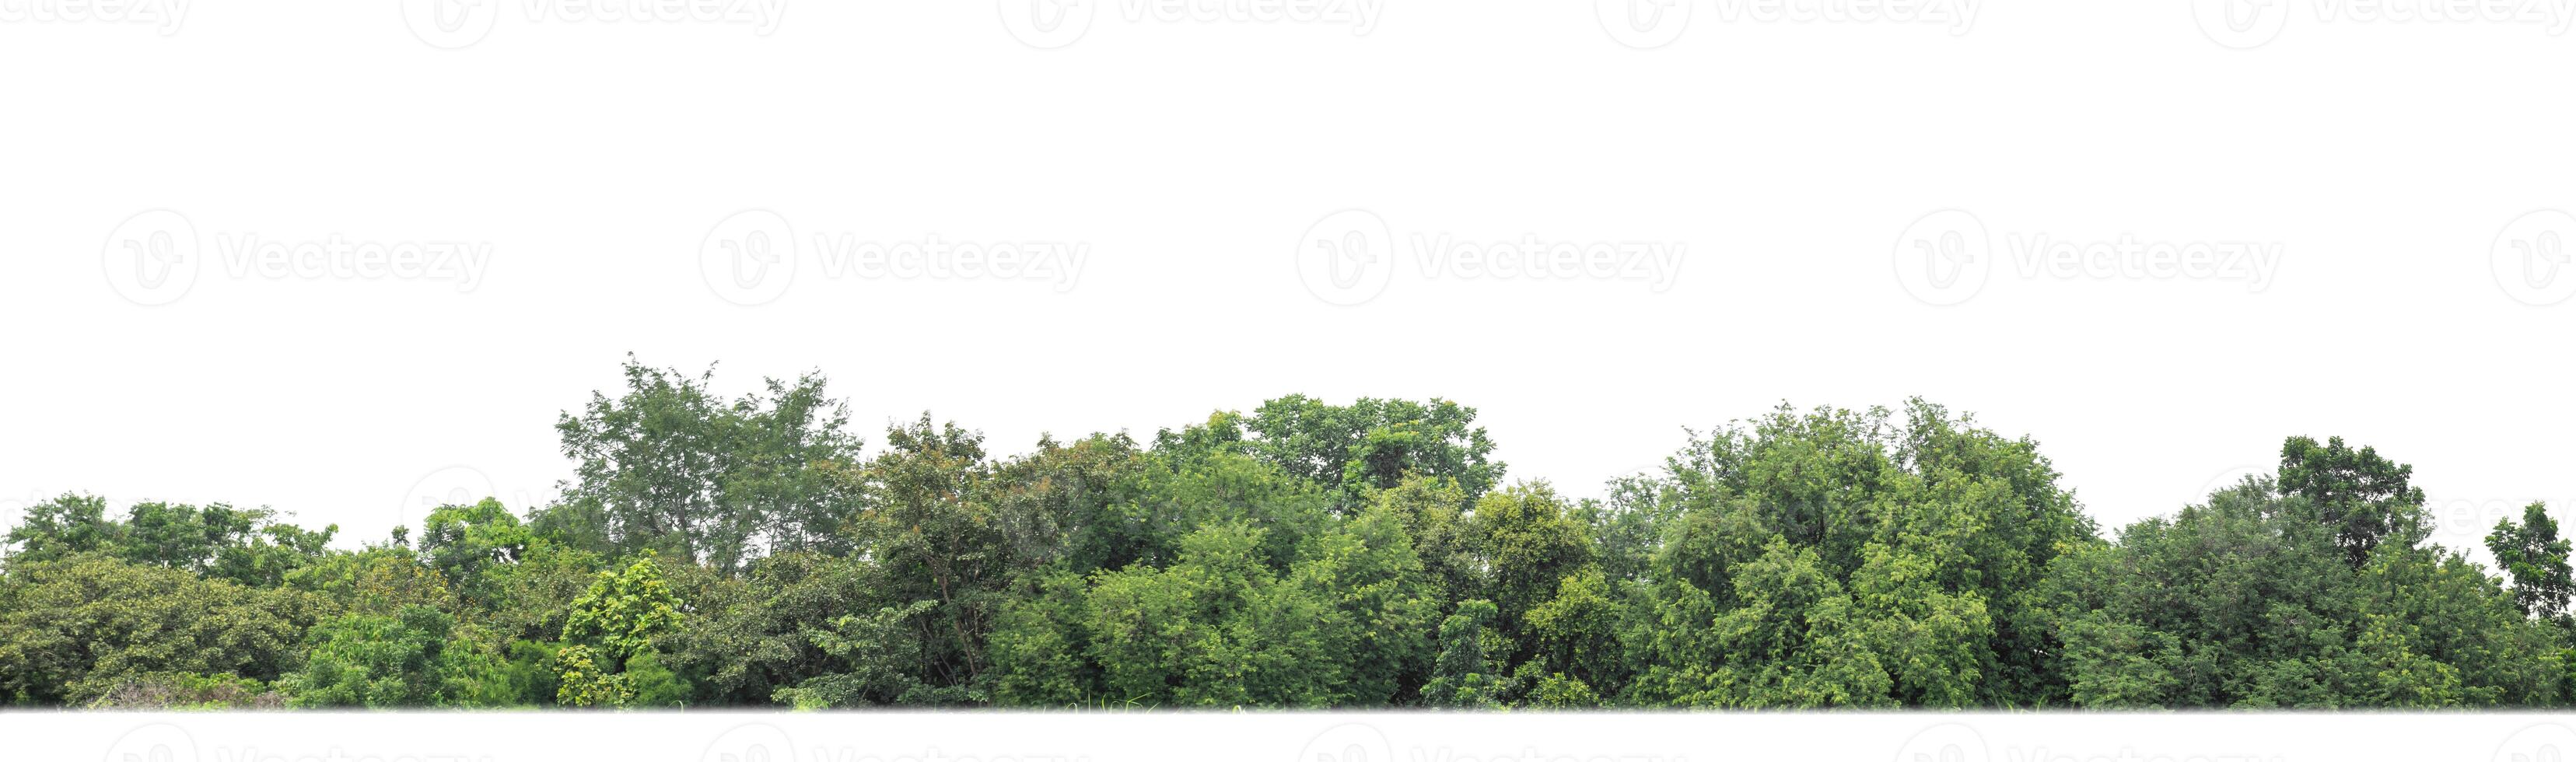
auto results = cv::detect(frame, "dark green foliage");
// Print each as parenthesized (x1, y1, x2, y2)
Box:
(2, 495, 335, 588)
(4, 359, 2570, 710)
(1622, 402, 2089, 708)
(0, 553, 320, 704)
(554, 555, 683, 707)
(1238, 395, 1505, 509)
(2488, 503, 2573, 620)
(1423, 599, 1507, 708)
(2278, 435, 2430, 568)
(656, 551, 885, 705)
(420, 498, 532, 605)
(2045, 476, 2563, 708)
(548, 355, 859, 573)
(282, 605, 460, 707)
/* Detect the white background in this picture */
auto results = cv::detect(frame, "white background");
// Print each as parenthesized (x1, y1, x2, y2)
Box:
(9, 711, 2576, 762)
(2, 0, 2574, 754)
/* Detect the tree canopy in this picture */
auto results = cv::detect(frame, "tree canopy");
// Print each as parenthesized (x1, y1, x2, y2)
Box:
(3, 358, 2568, 710)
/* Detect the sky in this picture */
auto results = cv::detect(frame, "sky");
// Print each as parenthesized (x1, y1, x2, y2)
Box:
(2, 0, 2572, 565)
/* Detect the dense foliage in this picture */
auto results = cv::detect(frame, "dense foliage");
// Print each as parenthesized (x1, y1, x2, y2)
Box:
(5, 358, 2571, 709)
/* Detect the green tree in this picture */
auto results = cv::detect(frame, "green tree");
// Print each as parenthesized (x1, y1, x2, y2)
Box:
(989, 509, 1436, 708)
(282, 605, 459, 707)
(0, 554, 320, 704)
(995, 433, 1150, 576)
(1237, 395, 1505, 508)
(419, 498, 534, 606)
(552, 356, 859, 573)
(852, 414, 1012, 704)
(287, 545, 453, 617)
(2045, 472, 2560, 709)
(1521, 568, 1628, 703)
(555, 555, 684, 707)
(1573, 474, 1681, 585)
(2487, 502, 2573, 619)
(658, 551, 889, 705)
(1421, 599, 1506, 708)
(2, 495, 334, 587)
(987, 571, 1097, 707)
(1283, 505, 1439, 705)
(1, 494, 115, 565)
(1466, 483, 1594, 670)
(1626, 539, 1895, 708)
(2277, 435, 2429, 568)
(1622, 400, 2088, 708)
(771, 599, 940, 708)
(1370, 475, 1480, 612)
(1079, 522, 1334, 707)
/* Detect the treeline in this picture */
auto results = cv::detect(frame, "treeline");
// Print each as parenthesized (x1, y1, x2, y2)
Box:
(3, 358, 2570, 710)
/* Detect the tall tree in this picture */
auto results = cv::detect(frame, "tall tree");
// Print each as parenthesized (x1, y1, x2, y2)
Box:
(1238, 395, 1505, 509)
(2487, 502, 2574, 620)
(853, 414, 1009, 704)
(2277, 435, 2429, 568)
(1466, 483, 1594, 671)
(551, 356, 859, 573)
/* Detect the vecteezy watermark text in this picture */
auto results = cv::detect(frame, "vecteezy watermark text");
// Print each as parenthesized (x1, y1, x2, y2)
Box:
(1892, 209, 2281, 306)
(2192, 0, 2575, 49)
(702, 723, 1093, 762)
(214, 750, 492, 762)
(212, 236, 490, 289)
(1595, 0, 1978, 49)
(100, 210, 492, 306)
(0, 0, 187, 33)
(1000, 0, 1384, 49)
(401, 0, 787, 49)
(698, 209, 1088, 306)
(1296, 209, 1685, 306)
(1299, 722, 1689, 762)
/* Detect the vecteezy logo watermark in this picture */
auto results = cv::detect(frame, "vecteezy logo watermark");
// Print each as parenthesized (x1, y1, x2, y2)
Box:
(999, 0, 1384, 49)
(100, 210, 491, 306)
(1892, 209, 1992, 306)
(2495, 722, 2576, 762)
(1595, 0, 1978, 49)
(100, 720, 492, 762)
(2003, 750, 2284, 762)
(103, 210, 202, 306)
(1892, 209, 2282, 306)
(2427, 496, 2576, 555)
(0, 0, 187, 34)
(698, 209, 1090, 306)
(398, 465, 500, 540)
(702, 722, 796, 762)
(1295, 210, 1396, 306)
(705, 723, 1087, 762)
(1294, 208, 1685, 306)
(1895, 722, 1988, 762)
(1296, 721, 1685, 762)
(103, 722, 199, 762)
(206, 750, 490, 762)
(400, 0, 788, 50)
(2192, 0, 2574, 49)
(2491, 209, 2576, 306)
(1298, 723, 1397, 762)
(2189, 463, 2273, 506)
(1909, 720, 2286, 762)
